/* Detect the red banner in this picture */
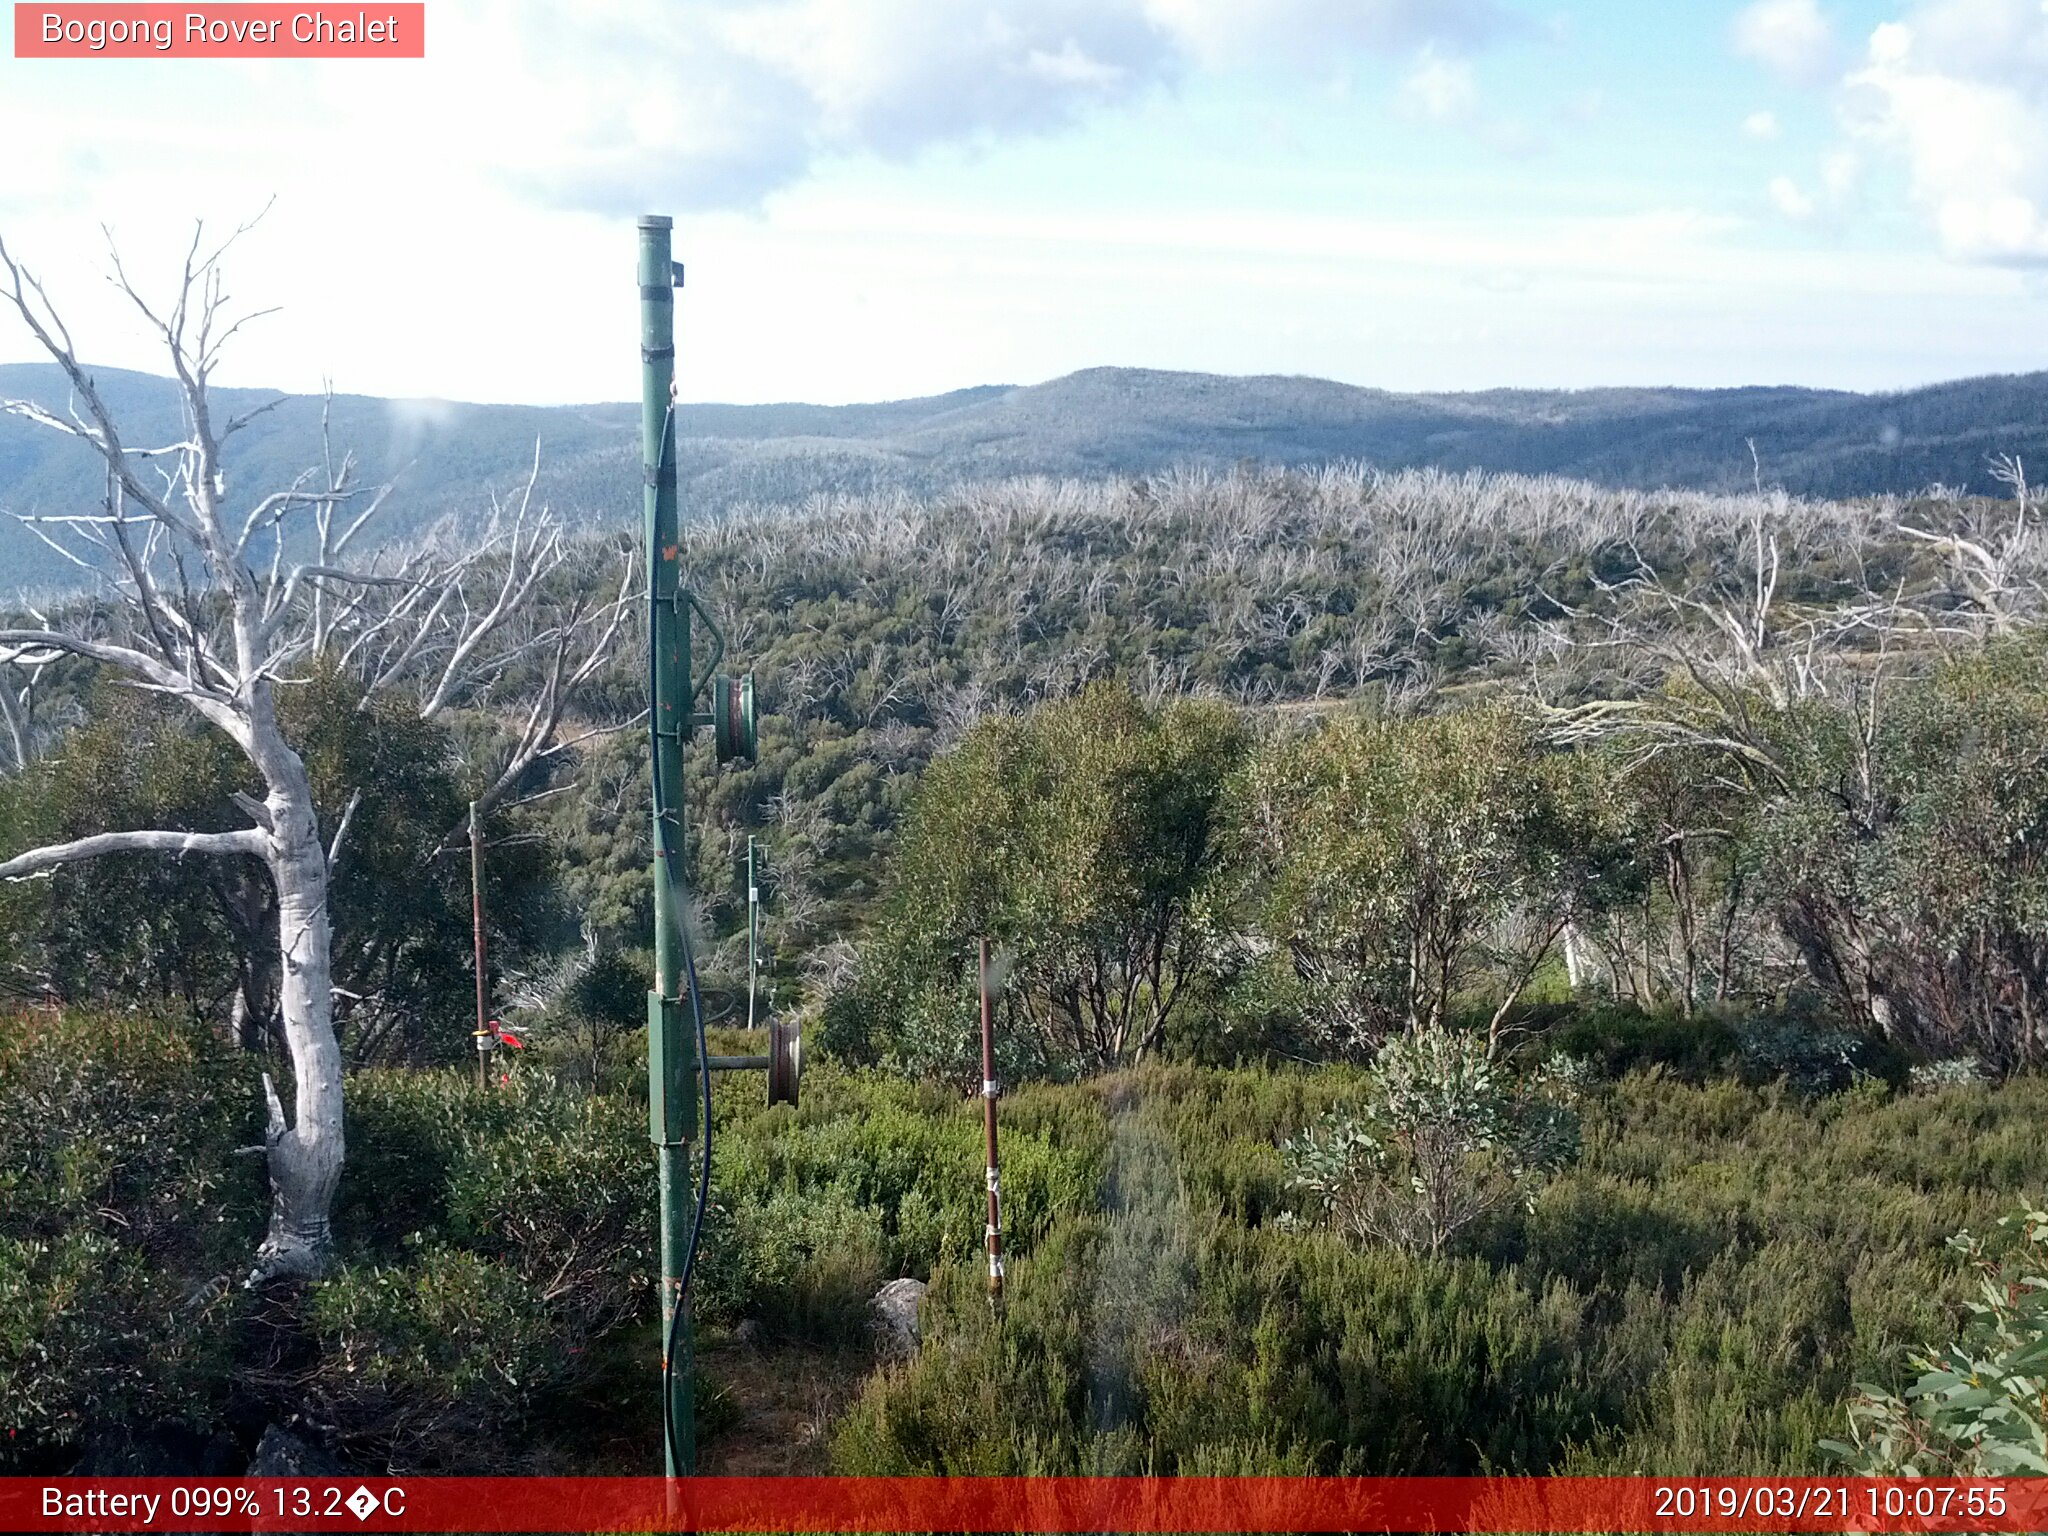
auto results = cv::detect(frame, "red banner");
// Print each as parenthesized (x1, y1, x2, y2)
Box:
(13, 4, 425, 58)
(4, 1476, 2046, 1532)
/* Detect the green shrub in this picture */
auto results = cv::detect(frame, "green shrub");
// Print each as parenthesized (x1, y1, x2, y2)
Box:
(306, 1246, 561, 1469)
(309, 1069, 654, 1467)
(837, 1063, 2048, 1478)
(1542, 1003, 1740, 1082)
(1284, 1028, 1580, 1255)
(442, 1082, 653, 1339)
(0, 1232, 241, 1464)
(0, 1010, 258, 1467)
(1734, 1005, 1895, 1096)
(709, 1061, 1105, 1298)
(338, 1070, 512, 1254)
(711, 1189, 890, 1343)
(1824, 1202, 2048, 1476)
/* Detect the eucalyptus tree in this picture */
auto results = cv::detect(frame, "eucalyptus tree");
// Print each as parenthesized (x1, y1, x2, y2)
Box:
(0, 225, 631, 1279)
(1238, 703, 1616, 1057)
(1540, 479, 2047, 1057)
(839, 681, 1248, 1080)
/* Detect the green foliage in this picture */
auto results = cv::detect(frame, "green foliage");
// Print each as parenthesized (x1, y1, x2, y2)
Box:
(319, 1059, 1106, 1459)
(1541, 1003, 1742, 1081)
(710, 1191, 891, 1345)
(0, 686, 252, 1017)
(0, 666, 563, 1065)
(305, 1246, 563, 1468)
(7, 452, 2048, 1480)
(1748, 640, 2048, 1071)
(311, 1070, 652, 1466)
(838, 1064, 2048, 1478)
(0, 1010, 260, 1467)
(336, 1068, 651, 1289)
(1283, 1027, 1581, 1254)
(515, 940, 651, 1091)
(1824, 1203, 2048, 1476)
(1234, 704, 1618, 1054)
(840, 683, 1248, 1081)
(697, 1061, 1106, 1340)
(288, 666, 566, 1065)
(1733, 1006, 1892, 1096)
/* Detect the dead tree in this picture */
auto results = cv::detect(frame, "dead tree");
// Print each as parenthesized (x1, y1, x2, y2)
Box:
(0, 223, 631, 1281)
(1896, 456, 2044, 637)
(1538, 500, 1898, 788)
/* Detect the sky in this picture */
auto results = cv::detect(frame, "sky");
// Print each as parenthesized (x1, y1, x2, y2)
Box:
(0, 0, 2044, 405)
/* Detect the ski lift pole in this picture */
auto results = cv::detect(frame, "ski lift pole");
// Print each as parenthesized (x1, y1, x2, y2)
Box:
(980, 939, 1004, 1308)
(639, 213, 781, 1480)
(640, 215, 698, 1478)
(469, 800, 491, 1088)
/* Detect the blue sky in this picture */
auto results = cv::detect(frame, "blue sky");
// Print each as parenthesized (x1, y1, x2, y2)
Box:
(0, 0, 2042, 404)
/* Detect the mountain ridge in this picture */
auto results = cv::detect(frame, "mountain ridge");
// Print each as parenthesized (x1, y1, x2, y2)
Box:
(3, 361, 2041, 594)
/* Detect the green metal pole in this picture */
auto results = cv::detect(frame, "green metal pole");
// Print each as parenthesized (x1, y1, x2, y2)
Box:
(639, 213, 696, 1477)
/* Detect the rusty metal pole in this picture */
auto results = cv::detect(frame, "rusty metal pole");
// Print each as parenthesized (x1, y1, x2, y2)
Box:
(469, 799, 491, 1088)
(746, 835, 759, 1033)
(980, 938, 1004, 1308)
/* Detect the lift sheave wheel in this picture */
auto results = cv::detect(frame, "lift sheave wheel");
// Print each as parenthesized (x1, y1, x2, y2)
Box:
(713, 673, 758, 764)
(767, 1014, 801, 1107)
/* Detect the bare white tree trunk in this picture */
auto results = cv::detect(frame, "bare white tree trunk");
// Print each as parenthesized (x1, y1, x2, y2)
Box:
(0, 222, 632, 1282)
(254, 742, 345, 1278)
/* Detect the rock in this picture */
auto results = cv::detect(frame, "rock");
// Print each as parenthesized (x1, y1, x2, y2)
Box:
(247, 1424, 345, 1477)
(870, 1277, 928, 1357)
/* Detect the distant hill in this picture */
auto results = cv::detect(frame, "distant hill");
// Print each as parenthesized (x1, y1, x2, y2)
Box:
(3, 361, 2044, 594)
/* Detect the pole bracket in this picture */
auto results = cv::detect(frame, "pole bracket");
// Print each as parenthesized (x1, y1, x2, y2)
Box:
(646, 990, 698, 1144)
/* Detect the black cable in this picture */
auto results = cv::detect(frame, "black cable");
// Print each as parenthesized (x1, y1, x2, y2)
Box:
(648, 446, 715, 1475)
(658, 889, 712, 1474)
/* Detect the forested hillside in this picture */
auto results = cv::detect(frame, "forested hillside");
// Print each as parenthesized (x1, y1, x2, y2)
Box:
(5, 449, 2046, 1481)
(6, 360, 2046, 594)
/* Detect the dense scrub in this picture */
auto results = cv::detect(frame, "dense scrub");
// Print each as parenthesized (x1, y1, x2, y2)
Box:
(4, 461, 2045, 1474)
(6, 1000, 2045, 1476)
(9, 465, 2038, 1064)
(834, 1062, 2048, 1477)
(834, 635, 2048, 1082)
(0, 1011, 260, 1456)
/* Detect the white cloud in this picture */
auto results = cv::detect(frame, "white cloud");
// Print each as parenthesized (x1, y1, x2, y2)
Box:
(1770, 175, 1818, 218)
(1140, 0, 1515, 69)
(1734, 0, 1839, 85)
(0, 1, 1534, 229)
(1027, 39, 1131, 89)
(711, 0, 1166, 159)
(1393, 44, 1548, 156)
(1743, 109, 1782, 139)
(1399, 50, 1479, 122)
(1820, 147, 1861, 200)
(1841, 0, 2048, 264)
(1766, 147, 1859, 224)
(347, 0, 1524, 218)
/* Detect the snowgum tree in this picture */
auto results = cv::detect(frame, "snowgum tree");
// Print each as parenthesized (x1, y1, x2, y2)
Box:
(0, 224, 630, 1279)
